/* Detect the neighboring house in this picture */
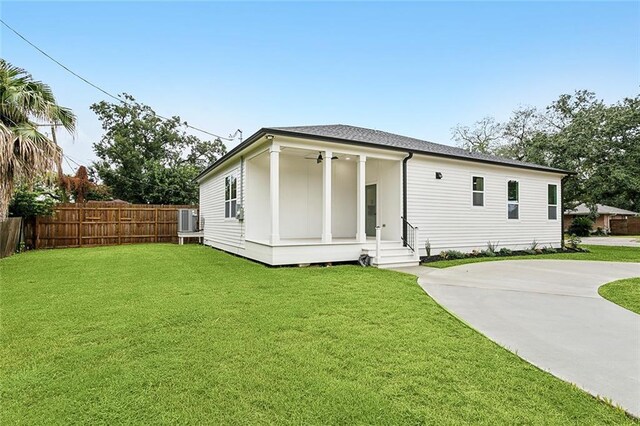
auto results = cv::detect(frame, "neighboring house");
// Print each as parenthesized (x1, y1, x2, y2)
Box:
(196, 125, 570, 268)
(564, 204, 639, 232)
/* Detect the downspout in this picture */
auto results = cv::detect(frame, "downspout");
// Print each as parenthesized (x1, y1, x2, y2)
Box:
(560, 175, 569, 248)
(402, 152, 413, 246)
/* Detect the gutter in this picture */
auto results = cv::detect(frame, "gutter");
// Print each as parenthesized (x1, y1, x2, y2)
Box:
(402, 152, 413, 246)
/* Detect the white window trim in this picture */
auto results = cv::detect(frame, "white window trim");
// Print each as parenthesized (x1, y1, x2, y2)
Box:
(507, 179, 520, 221)
(224, 174, 238, 220)
(471, 175, 485, 208)
(547, 183, 558, 221)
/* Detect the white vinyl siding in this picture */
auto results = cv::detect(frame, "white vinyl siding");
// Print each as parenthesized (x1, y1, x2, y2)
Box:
(407, 155, 563, 255)
(199, 161, 244, 249)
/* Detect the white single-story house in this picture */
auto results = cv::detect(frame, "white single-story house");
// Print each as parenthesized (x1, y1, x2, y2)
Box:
(196, 125, 570, 268)
(564, 203, 638, 232)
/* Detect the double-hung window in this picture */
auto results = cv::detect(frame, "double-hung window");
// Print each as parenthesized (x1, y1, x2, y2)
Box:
(507, 180, 519, 219)
(548, 184, 558, 220)
(225, 175, 237, 218)
(472, 176, 484, 206)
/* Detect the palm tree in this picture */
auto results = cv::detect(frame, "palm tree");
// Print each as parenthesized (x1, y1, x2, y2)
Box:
(0, 59, 76, 221)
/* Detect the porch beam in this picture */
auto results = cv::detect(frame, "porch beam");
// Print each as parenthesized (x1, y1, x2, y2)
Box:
(322, 150, 332, 243)
(269, 142, 280, 244)
(356, 155, 366, 242)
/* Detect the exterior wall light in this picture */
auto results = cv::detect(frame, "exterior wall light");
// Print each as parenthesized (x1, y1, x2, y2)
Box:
(435, 172, 443, 179)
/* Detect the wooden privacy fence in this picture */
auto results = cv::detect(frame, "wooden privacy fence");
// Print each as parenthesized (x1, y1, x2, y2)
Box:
(610, 217, 640, 236)
(35, 203, 198, 249)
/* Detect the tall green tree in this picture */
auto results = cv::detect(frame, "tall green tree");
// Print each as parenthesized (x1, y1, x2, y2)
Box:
(452, 91, 640, 212)
(0, 59, 75, 220)
(91, 95, 227, 204)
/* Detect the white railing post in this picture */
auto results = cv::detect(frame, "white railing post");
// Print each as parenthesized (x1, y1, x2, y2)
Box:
(375, 226, 381, 264)
(413, 227, 420, 260)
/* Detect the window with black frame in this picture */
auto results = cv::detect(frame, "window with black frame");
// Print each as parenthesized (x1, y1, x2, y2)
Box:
(472, 176, 484, 206)
(548, 184, 558, 220)
(507, 180, 519, 219)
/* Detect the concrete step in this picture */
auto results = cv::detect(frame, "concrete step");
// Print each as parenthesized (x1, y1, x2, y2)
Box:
(376, 261, 420, 269)
(370, 252, 419, 265)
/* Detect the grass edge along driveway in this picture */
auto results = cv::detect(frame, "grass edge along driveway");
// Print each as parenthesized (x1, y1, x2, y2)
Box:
(425, 245, 640, 268)
(1, 244, 638, 424)
(599, 277, 640, 315)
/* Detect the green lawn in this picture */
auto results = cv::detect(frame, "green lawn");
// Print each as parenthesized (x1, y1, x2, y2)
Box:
(599, 277, 640, 315)
(426, 245, 640, 268)
(1, 245, 637, 424)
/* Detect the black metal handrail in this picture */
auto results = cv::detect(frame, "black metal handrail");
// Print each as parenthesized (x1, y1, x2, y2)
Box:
(401, 216, 416, 253)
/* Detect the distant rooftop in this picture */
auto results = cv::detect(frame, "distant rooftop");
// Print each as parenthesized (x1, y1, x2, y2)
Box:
(565, 203, 638, 216)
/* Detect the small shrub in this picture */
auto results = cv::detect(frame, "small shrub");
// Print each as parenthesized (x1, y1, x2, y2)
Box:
(593, 227, 606, 236)
(568, 217, 593, 237)
(529, 239, 539, 251)
(425, 239, 431, 257)
(440, 250, 466, 260)
(542, 246, 557, 254)
(481, 249, 497, 257)
(567, 234, 581, 249)
(486, 241, 499, 253)
(498, 247, 512, 256)
(470, 249, 482, 257)
(524, 249, 537, 255)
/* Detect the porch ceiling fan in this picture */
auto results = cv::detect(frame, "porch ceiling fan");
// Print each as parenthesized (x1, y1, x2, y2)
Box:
(304, 151, 339, 164)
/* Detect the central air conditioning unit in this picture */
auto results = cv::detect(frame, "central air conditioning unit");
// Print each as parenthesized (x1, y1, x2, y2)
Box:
(177, 208, 199, 232)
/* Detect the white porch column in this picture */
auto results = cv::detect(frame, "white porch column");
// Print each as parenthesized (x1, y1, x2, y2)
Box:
(322, 150, 332, 243)
(356, 155, 367, 242)
(269, 142, 280, 244)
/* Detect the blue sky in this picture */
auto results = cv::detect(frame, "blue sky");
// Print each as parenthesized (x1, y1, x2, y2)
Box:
(1, 1, 638, 171)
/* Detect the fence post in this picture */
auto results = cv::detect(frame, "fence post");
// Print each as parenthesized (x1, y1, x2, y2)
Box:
(35, 215, 40, 249)
(155, 208, 159, 243)
(78, 206, 83, 247)
(117, 207, 122, 245)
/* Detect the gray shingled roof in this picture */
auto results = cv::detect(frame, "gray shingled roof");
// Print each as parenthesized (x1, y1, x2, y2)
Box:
(267, 124, 568, 173)
(196, 124, 571, 180)
(565, 203, 638, 216)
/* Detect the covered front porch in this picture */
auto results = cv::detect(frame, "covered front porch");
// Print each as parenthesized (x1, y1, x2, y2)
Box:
(244, 141, 403, 249)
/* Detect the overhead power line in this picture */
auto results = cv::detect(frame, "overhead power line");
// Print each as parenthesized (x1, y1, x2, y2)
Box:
(0, 18, 237, 141)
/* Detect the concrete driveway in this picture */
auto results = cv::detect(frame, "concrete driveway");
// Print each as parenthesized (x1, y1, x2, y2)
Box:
(582, 236, 640, 247)
(397, 260, 640, 416)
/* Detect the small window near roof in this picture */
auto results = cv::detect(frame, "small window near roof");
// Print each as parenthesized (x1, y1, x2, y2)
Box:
(472, 176, 484, 206)
(225, 175, 237, 218)
(548, 184, 558, 220)
(507, 180, 519, 219)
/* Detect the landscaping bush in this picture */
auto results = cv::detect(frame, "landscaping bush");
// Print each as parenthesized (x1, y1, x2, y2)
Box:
(567, 234, 582, 249)
(486, 241, 499, 253)
(498, 247, 512, 256)
(481, 249, 497, 257)
(568, 217, 593, 237)
(542, 246, 557, 254)
(439, 250, 466, 260)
